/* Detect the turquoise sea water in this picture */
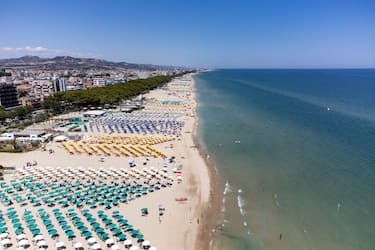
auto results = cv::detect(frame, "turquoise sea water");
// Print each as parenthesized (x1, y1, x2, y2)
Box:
(194, 69, 375, 250)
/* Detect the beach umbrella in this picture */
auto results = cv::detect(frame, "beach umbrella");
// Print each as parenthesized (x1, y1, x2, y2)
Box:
(74, 242, 83, 249)
(56, 241, 65, 249)
(111, 245, 120, 250)
(106, 238, 115, 246)
(87, 237, 97, 245)
(129, 246, 138, 250)
(34, 235, 43, 241)
(118, 233, 126, 241)
(124, 239, 132, 247)
(92, 243, 101, 249)
(15, 228, 24, 235)
(32, 229, 41, 235)
(95, 227, 104, 233)
(136, 234, 144, 239)
(1, 238, 11, 247)
(0, 233, 8, 239)
(16, 234, 26, 240)
(18, 240, 28, 246)
(37, 240, 47, 247)
(28, 223, 37, 230)
(142, 240, 150, 248)
(149, 247, 157, 250)
(48, 229, 58, 235)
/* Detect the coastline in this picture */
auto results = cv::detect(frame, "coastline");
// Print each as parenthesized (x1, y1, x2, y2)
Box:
(190, 73, 223, 250)
(0, 73, 221, 250)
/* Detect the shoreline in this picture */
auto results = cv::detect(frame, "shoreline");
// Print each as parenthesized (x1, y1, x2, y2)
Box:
(190, 73, 223, 250)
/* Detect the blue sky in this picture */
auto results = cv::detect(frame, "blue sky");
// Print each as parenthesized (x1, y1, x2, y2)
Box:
(0, 0, 374, 68)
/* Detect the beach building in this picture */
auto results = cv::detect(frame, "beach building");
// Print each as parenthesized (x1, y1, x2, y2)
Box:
(82, 110, 107, 118)
(0, 130, 52, 142)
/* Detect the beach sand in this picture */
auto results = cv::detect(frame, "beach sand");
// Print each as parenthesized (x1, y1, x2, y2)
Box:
(0, 74, 215, 250)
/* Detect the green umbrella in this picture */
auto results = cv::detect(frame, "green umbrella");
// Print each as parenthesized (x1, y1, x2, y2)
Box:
(95, 227, 104, 233)
(46, 224, 54, 230)
(28, 224, 37, 229)
(68, 212, 78, 217)
(32, 229, 40, 235)
(24, 215, 33, 220)
(0, 227, 7, 233)
(48, 229, 57, 235)
(66, 230, 75, 237)
(136, 234, 144, 239)
(13, 223, 22, 228)
(15, 228, 24, 234)
(9, 215, 18, 219)
(79, 226, 88, 232)
(67, 208, 75, 213)
(100, 232, 109, 240)
(23, 210, 32, 215)
(62, 225, 71, 231)
(27, 219, 36, 225)
(83, 231, 92, 238)
(113, 228, 121, 234)
(75, 221, 84, 227)
(43, 219, 52, 225)
(131, 229, 139, 235)
(56, 216, 65, 222)
(118, 233, 126, 241)
(88, 217, 96, 223)
(59, 221, 68, 226)
(97, 210, 104, 214)
(91, 222, 100, 228)
(11, 218, 20, 223)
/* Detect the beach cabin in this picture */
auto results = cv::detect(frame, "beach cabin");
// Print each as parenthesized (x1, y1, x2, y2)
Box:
(83, 110, 107, 118)
(11, 130, 52, 143)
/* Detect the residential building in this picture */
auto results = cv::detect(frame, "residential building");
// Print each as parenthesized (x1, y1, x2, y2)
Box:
(0, 83, 19, 108)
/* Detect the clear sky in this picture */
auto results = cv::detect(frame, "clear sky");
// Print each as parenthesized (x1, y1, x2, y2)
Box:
(0, 0, 374, 68)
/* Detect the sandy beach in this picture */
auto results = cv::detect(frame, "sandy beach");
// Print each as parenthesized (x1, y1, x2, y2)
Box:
(0, 74, 215, 250)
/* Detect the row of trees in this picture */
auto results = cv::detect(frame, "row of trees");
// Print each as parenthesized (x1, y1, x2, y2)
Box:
(43, 75, 176, 113)
(0, 105, 33, 121)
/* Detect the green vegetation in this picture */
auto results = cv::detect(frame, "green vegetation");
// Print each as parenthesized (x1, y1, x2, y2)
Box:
(43, 75, 175, 113)
(0, 105, 33, 121)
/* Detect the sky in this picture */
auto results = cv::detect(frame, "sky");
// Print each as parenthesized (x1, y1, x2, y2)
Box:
(0, 0, 374, 68)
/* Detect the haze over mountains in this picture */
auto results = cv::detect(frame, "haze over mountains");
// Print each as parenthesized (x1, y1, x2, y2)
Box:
(0, 56, 182, 71)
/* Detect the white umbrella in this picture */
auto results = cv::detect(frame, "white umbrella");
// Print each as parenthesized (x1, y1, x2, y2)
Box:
(0, 239, 10, 246)
(111, 245, 120, 250)
(34, 235, 44, 241)
(88, 237, 97, 244)
(92, 243, 101, 249)
(142, 240, 150, 247)
(56, 241, 65, 248)
(149, 247, 157, 250)
(18, 240, 28, 246)
(0, 233, 8, 239)
(124, 239, 132, 246)
(16, 234, 26, 241)
(129, 246, 138, 250)
(106, 238, 115, 245)
(37, 240, 47, 247)
(74, 242, 83, 248)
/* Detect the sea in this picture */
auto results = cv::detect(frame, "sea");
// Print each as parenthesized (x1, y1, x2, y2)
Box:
(194, 69, 375, 250)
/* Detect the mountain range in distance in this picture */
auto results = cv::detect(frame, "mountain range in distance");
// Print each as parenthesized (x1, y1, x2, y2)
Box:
(0, 56, 185, 71)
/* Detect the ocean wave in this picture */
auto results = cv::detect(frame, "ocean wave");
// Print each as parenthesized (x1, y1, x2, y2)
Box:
(223, 181, 233, 195)
(237, 194, 247, 216)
